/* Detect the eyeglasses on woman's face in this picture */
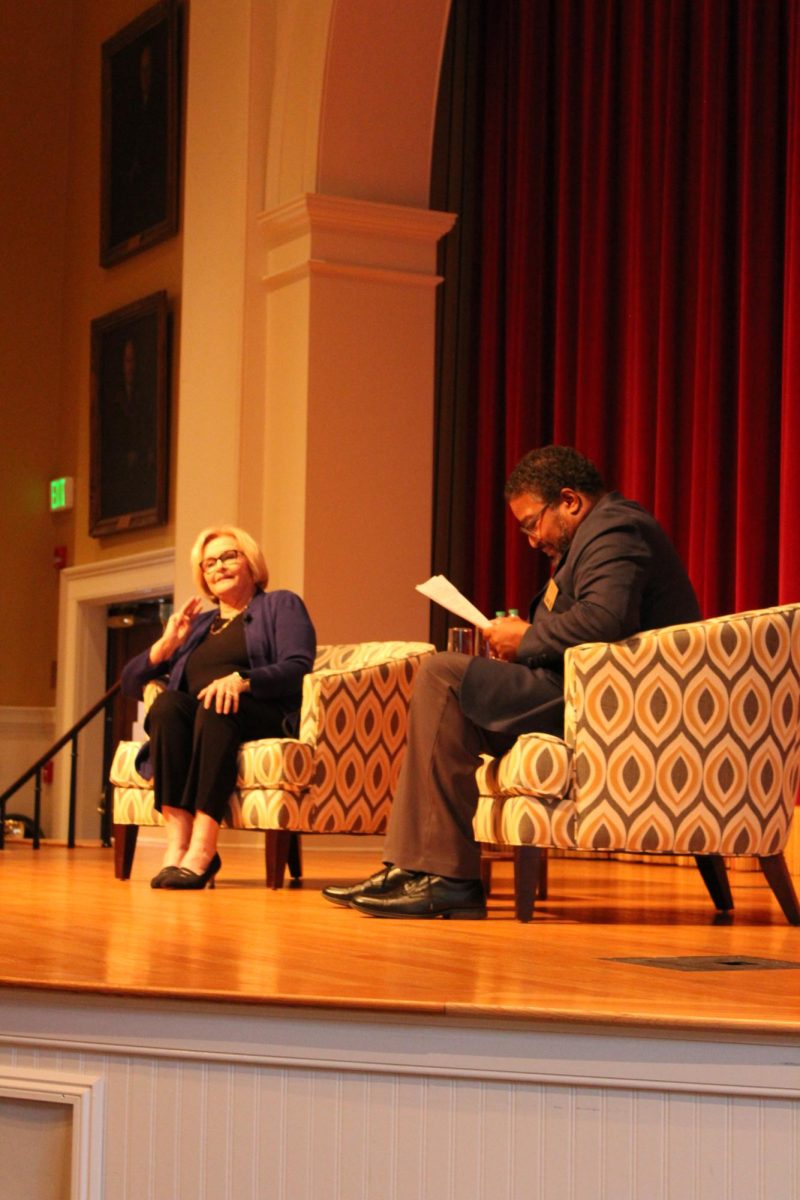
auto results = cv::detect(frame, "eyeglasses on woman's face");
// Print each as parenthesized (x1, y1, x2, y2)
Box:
(200, 548, 242, 575)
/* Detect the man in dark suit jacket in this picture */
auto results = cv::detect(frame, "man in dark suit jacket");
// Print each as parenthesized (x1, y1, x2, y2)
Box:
(323, 446, 701, 919)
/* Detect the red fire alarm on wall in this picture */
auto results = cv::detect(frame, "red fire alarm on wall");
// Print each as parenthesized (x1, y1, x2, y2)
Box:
(53, 546, 68, 570)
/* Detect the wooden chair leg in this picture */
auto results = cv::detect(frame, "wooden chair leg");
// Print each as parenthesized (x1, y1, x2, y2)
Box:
(481, 845, 548, 902)
(513, 846, 545, 922)
(287, 832, 302, 883)
(537, 848, 548, 900)
(758, 853, 800, 925)
(114, 824, 139, 880)
(265, 829, 294, 889)
(694, 854, 734, 912)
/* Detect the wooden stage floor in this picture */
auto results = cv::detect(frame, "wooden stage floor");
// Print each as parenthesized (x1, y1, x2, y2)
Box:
(1, 839, 799, 1038)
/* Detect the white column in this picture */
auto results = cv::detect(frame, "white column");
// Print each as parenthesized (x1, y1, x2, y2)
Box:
(173, 0, 268, 600)
(253, 194, 455, 642)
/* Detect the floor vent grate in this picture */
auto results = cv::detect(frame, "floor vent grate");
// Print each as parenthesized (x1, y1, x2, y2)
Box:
(606, 955, 800, 972)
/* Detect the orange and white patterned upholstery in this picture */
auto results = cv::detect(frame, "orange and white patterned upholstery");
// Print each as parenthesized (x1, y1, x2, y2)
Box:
(475, 604, 800, 861)
(474, 734, 575, 847)
(111, 641, 435, 834)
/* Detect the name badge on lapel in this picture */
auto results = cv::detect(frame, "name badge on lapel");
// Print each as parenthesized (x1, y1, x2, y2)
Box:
(543, 578, 559, 611)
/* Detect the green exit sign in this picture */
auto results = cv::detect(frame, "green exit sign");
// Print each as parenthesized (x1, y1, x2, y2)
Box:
(49, 477, 74, 511)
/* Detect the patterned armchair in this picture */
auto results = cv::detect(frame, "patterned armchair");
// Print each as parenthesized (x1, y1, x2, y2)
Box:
(474, 604, 800, 923)
(111, 640, 435, 885)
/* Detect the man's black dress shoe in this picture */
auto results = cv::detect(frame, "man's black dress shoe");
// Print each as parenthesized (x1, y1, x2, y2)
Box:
(321, 865, 419, 907)
(351, 874, 486, 919)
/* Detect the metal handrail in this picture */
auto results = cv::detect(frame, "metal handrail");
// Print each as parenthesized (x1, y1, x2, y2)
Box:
(0, 681, 121, 851)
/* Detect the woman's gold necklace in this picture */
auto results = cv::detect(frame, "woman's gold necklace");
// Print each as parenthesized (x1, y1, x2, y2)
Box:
(210, 610, 243, 636)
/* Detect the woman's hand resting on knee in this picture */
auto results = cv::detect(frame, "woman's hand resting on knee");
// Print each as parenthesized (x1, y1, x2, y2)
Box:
(197, 671, 250, 713)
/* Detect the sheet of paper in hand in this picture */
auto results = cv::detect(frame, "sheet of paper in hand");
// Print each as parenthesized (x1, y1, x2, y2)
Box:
(415, 576, 490, 628)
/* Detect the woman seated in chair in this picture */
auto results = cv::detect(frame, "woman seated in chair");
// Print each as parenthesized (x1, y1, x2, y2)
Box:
(121, 525, 316, 890)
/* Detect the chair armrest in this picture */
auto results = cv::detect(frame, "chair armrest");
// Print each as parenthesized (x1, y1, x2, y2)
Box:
(143, 679, 168, 711)
(475, 734, 572, 799)
(110, 741, 151, 788)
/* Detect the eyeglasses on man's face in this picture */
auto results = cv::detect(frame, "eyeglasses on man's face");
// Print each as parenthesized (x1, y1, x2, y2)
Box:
(518, 502, 551, 539)
(200, 548, 242, 574)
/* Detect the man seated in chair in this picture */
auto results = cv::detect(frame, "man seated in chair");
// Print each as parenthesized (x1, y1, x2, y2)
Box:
(323, 445, 701, 919)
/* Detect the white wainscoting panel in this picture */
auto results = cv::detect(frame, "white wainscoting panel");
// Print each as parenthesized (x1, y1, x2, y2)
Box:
(0, 1066, 105, 1200)
(0, 990, 799, 1199)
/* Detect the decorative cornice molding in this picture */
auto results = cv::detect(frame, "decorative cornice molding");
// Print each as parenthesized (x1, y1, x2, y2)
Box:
(263, 258, 443, 293)
(259, 194, 456, 291)
(61, 548, 175, 587)
(310, 259, 443, 288)
(259, 192, 456, 250)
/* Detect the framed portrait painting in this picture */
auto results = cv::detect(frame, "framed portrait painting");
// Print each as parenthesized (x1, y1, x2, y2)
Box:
(100, 0, 180, 267)
(90, 291, 169, 537)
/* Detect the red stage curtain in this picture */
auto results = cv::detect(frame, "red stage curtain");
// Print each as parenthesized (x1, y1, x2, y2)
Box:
(465, 0, 800, 620)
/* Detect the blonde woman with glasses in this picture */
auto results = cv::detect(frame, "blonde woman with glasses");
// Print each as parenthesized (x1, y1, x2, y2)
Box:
(121, 525, 316, 890)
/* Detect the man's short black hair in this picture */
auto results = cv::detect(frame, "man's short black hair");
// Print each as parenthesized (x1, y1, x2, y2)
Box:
(504, 445, 605, 503)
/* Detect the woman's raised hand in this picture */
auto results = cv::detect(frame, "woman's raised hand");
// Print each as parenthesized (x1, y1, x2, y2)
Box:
(148, 596, 204, 665)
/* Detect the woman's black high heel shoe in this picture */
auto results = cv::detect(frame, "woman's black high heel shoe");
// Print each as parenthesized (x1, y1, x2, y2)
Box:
(160, 852, 222, 890)
(150, 865, 181, 889)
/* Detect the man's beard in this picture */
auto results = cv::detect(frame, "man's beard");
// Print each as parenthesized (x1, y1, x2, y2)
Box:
(551, 516, 572, 560)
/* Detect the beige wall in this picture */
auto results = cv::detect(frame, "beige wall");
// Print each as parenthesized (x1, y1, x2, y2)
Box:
(2, 0, 453, 721)
(1, 0, 182, 707)
(1, 3, 72, 706)
(63, 0, 183, 574)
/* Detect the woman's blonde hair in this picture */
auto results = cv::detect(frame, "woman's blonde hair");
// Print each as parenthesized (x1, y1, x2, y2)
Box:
(190, 525, 269, 600)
